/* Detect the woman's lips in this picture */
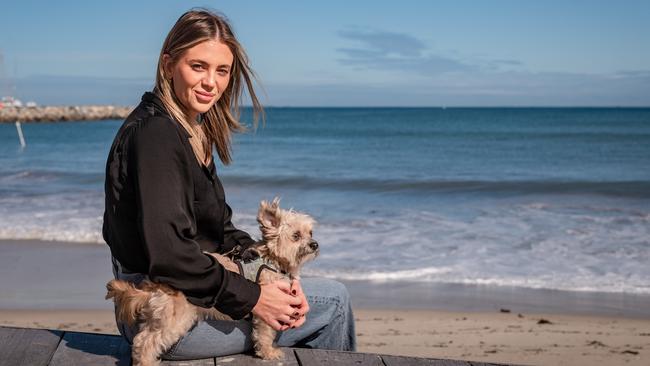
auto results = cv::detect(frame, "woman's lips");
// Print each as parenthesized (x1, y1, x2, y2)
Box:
(194, 90, 215, 103)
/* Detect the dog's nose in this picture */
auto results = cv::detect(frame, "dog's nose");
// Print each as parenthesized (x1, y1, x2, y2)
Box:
(309, 240, 319, 251)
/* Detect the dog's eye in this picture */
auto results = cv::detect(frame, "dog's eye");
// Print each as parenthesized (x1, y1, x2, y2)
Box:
(292, 231, 301, 242)
(309, 230, 313, 237)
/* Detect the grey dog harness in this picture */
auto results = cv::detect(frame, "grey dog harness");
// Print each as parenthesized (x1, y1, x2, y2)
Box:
(236, 257, 290, 282)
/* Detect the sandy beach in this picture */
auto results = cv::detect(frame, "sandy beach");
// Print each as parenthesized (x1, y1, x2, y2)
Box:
(1, 308, 647, 365)
(1, 239, 649, 365)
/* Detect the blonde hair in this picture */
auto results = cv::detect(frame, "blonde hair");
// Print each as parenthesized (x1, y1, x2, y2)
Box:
(154, 9, 263, 165)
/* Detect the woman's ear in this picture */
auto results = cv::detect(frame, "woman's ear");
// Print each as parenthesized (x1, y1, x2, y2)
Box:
(162, 53, 173, 80)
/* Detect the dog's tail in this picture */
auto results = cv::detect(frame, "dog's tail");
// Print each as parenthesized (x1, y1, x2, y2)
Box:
(106, 279, 149, 326)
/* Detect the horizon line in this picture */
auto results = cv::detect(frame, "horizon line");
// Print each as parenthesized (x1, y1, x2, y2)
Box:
(6, 104, 649, 109)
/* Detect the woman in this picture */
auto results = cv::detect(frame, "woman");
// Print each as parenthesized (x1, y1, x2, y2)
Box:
(103, 9, 355, 360)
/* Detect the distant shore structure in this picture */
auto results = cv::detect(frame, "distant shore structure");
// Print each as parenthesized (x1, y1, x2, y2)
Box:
(0, 104, 133, 123)
(1, 50, 131, 123)
(0, 96, 35, 108)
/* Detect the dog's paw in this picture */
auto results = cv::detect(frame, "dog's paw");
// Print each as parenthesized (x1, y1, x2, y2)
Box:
(257, 347, 284, 360)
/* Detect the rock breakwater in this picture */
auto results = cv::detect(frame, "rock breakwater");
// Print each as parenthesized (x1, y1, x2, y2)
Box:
(0, 105, 132, 123)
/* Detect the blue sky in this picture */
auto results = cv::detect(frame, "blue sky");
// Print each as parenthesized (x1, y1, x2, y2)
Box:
(1, 0, 649, 106)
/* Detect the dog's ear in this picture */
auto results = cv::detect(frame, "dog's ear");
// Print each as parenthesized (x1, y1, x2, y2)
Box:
(257, 198, 282, 237)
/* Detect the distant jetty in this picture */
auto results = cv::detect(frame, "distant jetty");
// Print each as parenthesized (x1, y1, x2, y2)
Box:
(0, 105, 132, 123)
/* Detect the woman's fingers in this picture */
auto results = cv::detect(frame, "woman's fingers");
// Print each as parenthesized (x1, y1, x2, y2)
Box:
(252, 281, 308, 331)
(276, 279, 292, 293)
(285, 312, 307, 329)
(290, 279, 303, 295)
(291, 302, 308, 317)
(268, 319, 284, 331)
(289, 280, 310, 320)
(269, 309, 295, 331)
(292, 315, 306, 328)
(274, 282, 302, 307)
(278, 313, 293, 324)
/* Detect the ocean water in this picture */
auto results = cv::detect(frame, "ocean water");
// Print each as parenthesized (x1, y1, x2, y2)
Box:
(1, 107, 649, 295)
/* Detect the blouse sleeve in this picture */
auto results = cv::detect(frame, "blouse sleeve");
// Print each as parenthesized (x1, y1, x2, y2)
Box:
(130, 117, 260, 319)
(222, 203, 257, 252)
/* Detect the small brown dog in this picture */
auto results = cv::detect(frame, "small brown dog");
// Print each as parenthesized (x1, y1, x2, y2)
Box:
(106, 199, 318, 365)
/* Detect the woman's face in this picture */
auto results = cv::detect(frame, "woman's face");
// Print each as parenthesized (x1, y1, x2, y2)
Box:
(164, 39, 233, 120)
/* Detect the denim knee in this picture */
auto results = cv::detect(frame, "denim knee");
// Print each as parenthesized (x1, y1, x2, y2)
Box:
(330, 279, 350, 300)
(304, 278, 349, 300)
(298, 278, 356, 351)
(327, 279, 351, 314)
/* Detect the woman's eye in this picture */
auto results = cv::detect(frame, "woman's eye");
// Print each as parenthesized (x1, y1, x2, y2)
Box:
(217, 69, 229, 76)
(191, 64, 204, 70)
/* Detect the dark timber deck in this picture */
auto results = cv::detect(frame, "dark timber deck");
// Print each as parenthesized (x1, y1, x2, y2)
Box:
(0, 326, 514, 366)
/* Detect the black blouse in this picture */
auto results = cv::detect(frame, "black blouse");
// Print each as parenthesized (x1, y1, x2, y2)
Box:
(103, 92, 260, 319)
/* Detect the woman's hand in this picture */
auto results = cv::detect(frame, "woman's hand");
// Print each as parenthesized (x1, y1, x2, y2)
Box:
(252, 280, 303, 331)
(288, 279, 309, 329)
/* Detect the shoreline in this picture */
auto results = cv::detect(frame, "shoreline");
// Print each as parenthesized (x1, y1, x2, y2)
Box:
(342, 279, 650, 319)
(1, 238, 650, 318)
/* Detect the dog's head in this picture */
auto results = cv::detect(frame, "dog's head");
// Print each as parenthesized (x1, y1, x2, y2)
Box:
(257, 198, 318, 273)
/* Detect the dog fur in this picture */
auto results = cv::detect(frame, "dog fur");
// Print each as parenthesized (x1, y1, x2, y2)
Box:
(106, 198, 318, 365)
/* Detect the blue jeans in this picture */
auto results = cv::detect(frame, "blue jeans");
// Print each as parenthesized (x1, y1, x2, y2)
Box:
(112, 260, 356, 360)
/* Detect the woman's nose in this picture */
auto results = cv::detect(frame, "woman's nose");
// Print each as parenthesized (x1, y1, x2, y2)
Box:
(202, 72, 216, 90)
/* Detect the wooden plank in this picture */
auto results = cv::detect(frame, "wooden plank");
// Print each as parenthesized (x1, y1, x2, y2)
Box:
(0, 326, 63, 366)
(161, 359, 215, 365)
(214, 348, 298, 366)
(294, 349, 383, 366)
(382, 354, 471, 366)
(49, 331, 130, 366)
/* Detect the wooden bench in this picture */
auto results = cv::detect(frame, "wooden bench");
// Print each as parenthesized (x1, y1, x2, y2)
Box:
(0, 326, 512, 366)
